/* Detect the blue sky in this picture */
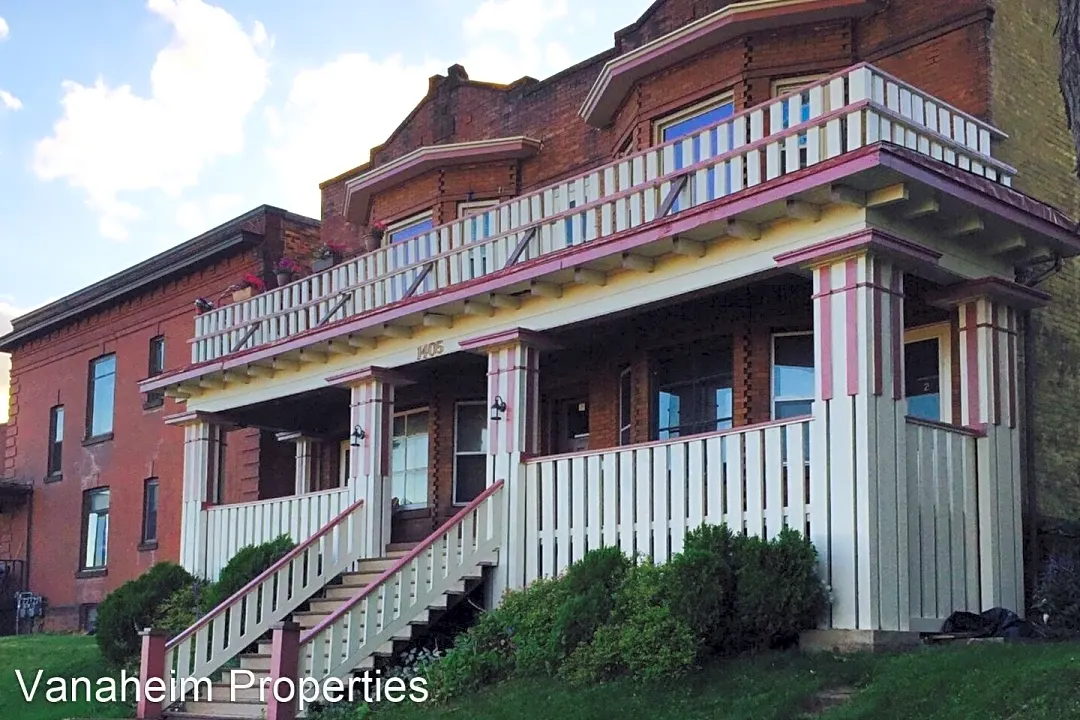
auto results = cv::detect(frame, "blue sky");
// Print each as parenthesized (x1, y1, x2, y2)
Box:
(0, 0, 649, 420)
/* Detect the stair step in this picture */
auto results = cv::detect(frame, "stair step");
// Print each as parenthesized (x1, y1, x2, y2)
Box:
(387, 542, 418, 553)
(184, 700, 267, 718)
(209, 683, 265, 702)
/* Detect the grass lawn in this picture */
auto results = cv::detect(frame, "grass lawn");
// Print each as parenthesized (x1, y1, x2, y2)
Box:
(0, 634, 132, 720)
(374, 642, 1080, 720)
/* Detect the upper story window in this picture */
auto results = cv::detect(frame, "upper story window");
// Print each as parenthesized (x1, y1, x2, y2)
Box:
(86, 354, 117, 440)
(47, 405, 64, 478)
(145, 336, 166, 409)
(386, 211, 435, 245)
(654, 337, 733, 440)
(81, 488, 110, 571)
(458, 200, 498, 217)
(654, 93, 735, 144)
(772, 76, 824, 127)
(141, 478, 159, 546)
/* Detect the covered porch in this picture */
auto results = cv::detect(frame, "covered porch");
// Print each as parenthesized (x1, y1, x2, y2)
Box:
(173, 242, 1039, 631)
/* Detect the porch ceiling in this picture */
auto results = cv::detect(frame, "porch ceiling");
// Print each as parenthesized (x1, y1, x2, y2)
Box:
(216, 386, 351, 437)
(148, 142, 1079, 404)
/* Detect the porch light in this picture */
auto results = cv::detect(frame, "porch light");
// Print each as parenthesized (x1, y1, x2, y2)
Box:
(350, 425, 366, 447)
(490, 396, 507, 421)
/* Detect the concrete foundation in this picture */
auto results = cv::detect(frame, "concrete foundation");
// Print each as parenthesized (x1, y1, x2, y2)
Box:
(799, 629, 923, 654)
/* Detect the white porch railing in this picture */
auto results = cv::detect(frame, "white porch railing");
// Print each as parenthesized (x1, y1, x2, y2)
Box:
(906, 417, 982, 627)
(297, 482, 504, 705)
(166, 498, 367, 697)
(190, 63, 1014, 364)
(519, 417, 814, 585)
(204, 485, 357, 580)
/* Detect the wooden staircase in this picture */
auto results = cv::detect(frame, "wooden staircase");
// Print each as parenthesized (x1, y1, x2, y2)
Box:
(165, 540, 491, 719)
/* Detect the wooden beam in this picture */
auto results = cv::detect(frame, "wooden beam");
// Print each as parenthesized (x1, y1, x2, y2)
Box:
(315, 292, 352, 328)
(621, 252, 655, 273)
(986, 234, 1027, 257)
(246, 364, 275, 379)
(347, 335, 377, 350)
(573, 268, 607, 286)
(725, 219, 761, 241)
(464, 299, 494, 317)
(947, 216, 984, 238)
(299, 349, 329, 364)
(657, 173, 689, 217)
(866, 183, 909, 208)
(229, 323, 260, 355)
(504, 227, 538, 268)
(423, 313, 453, 328)
(221, 371, 249, 385)
(327, 340, 358, 356)
(530, 281, 562, 299)
(786, 199, 821, 222)
(488, 293, 521, 309)
(199, 376, 224, 390)
(177, 383, 202, 397)
(403, 263, 434, 299)
(273, 358, 300, 372)
(829, 184, 866, 207)
(381, 324, 413, 339)
(903, 197, 940, 220)
(672, 236, 706, 257)
(165, 387, 192, 399)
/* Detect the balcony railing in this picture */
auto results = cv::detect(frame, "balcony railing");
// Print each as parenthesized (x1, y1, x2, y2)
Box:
(191, 64, 1014, 364)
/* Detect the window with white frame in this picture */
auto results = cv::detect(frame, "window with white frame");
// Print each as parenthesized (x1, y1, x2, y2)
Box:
(386, 211, 435, 245)
(772, 333, 816, 419)
(458, 200, 498, 217)
(81, 488, 110, 570)
(654, 93, 736, 144)
(772, 76, 825, 167)
(391, 408, 429, 509)
(454, 401, 488, 505)
(654, 338, 734, 440)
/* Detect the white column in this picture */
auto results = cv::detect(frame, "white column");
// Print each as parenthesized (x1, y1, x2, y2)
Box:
(810, 249, 909, 631)
(462, 329, 547, 602)
(276, 432, 317, 495)
(346, 370, 398, 558)
(171, 413, 221, 578)
(944, 280, 1042, 614)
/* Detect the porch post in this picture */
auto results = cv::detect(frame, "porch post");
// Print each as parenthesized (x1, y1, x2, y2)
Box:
(328, 367, 410, 558)
(460, 328, 551, 602)
(935, 278, 1048, 615)
(167, 411, 221, 579)
(782, 239, 915, 633)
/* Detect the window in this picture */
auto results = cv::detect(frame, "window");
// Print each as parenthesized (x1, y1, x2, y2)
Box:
(458, 200, 498, 217)
(391, 409, 429, 509)
(654, 338, 733, 440)
(87, 354, 116, 439)
(145, 336, 165, 408)
(141, 479, 159, 546)
(904, 323, 953, 423)
(46, 406, 64, 477)
(386, 211, 435, 245)
(772, 76, 824, 166)
(654, 94, 736, 143)
(619, 367, 633, 445)
(772, 333, 815, 419)
(454, 402, 488, 504)
(81, 488, 110, 570)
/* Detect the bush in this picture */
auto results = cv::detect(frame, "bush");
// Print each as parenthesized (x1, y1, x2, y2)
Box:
(552, 547, 630, 654)
(1034, 554, 1080, 633)
(665, 546, 736, 651)
(203, 534, 295, 610)
(731, 528, 828, 650)
(153, 579, 210, 638)
(96, 562, 195, 666)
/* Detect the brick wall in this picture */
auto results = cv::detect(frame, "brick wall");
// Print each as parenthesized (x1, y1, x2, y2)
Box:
(990, 0, 1080, 528)
(2, 207, 317, 627)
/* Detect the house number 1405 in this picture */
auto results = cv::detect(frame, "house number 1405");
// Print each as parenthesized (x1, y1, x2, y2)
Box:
(417, 341, 445, 360)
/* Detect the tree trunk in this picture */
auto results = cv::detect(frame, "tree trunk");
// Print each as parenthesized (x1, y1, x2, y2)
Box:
(1059, 0, 1080, 178)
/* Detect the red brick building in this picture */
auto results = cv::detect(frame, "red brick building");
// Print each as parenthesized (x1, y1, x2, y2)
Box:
(0, 206, 319, 630)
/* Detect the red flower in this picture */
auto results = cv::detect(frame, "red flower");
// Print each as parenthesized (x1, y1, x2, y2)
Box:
(240, 273, 265, 291)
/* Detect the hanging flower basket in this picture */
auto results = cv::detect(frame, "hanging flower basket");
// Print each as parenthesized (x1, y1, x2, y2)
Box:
(231, 274, 264, 302)
(312, 242, 347, 272)
(273, 257, 301, 286)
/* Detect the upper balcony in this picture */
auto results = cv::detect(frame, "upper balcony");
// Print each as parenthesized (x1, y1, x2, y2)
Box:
(181, 64, 1018, 374)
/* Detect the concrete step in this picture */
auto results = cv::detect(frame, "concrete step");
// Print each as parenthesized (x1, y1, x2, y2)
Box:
(386, 542, 417, 554)
(209, 682, 264, 703)
(184, 700, 267, 718)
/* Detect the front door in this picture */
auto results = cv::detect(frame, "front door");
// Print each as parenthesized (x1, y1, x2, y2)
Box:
(555, 398, 590, 453)
(389, 407, 431, 544)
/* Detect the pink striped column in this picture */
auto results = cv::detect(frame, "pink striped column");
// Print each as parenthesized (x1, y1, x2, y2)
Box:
(933, 278, 1048, 614)
(777, 232, 938, 634)
(327, 367, 410, 558)
(165, 411, 224, 578)
(460, 328, 552, 601)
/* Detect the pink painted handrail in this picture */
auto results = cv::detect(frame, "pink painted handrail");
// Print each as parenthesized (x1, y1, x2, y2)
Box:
(300, 481, 504, 643)
(523, 415, 813, 464)
(905, 415, 987, 438)
(167, 497, 365, 649)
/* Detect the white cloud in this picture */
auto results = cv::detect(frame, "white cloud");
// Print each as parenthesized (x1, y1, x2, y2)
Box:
(175, 193, 245, 234)
(460, 0, 573, 82)
(264, 53, 444, 215)
(0, 90, 21, 111)
(32, 0, 269, 241)
(0, 16, 8, 41)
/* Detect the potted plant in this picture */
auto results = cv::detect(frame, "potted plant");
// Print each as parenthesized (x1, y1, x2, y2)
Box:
(230, 273, 265, 302)
(367, 220, 387, 250)
(273, 257, 300, 286)
(311, 242, 347, 272)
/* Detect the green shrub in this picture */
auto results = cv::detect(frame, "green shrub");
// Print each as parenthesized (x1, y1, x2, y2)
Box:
(732, 528, 828, 650)
(424, 626, 513, 702)
(665, 546, 736, 652)
(96, 562, 195, 666)
(1034, 554, 1080, 633)
(154, 579, 210, 638)
(203, 535, 295, 610)
(552, 547, 630, 653)
(498, 575, 569, 676)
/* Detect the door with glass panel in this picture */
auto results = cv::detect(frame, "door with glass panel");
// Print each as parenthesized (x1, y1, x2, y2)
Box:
(390, 408, 429, 536)
(453, 401, 489, 505)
